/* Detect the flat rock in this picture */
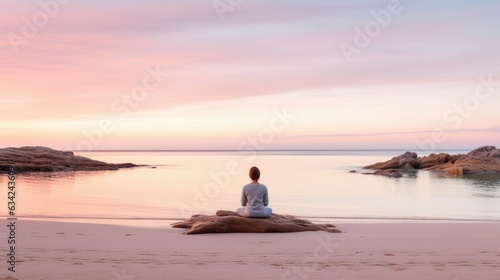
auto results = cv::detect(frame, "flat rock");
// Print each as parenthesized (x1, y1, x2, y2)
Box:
(364, 146, 500, 175)
(0, 146, 138, 173)
(172, 210, 341, 235)
(363, 169, 403, 178)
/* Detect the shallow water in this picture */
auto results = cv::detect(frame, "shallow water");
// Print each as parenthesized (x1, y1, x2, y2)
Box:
(2, 150, 500, 226)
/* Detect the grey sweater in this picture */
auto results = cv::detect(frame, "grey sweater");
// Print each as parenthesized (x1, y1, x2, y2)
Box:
(241, 183, 269, 210)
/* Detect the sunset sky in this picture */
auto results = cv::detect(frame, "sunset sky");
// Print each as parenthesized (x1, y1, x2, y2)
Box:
(1, 0, 500, 150)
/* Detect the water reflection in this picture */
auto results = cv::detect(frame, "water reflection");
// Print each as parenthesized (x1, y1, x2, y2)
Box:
(428, 171, 500, 198)
(400, 170, 419, 179)
(462, 174, 500, 187)
(427, 170, 499, 183)
(462, 174, 500, 198)
(18, 171, 77, 195)
(427, 171, 452, 180)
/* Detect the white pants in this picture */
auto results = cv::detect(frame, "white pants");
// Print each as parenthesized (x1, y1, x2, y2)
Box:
(236, 207, 272, 218)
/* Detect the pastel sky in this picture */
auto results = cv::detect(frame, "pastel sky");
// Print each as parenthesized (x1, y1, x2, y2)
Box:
(1, 0, 500, 150)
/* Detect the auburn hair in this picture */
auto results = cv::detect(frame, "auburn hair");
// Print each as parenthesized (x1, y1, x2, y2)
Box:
(249, 166, 260, 181)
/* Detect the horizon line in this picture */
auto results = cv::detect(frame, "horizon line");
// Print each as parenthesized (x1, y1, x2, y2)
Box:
(72, 148, 475, 152)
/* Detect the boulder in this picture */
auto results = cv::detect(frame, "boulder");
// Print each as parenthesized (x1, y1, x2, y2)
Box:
(0, 146, 138, 173)
(172, 210, 341, 235)
(364, 146, 500, 175)
(466, 146, 500, 159)
(364, 152, 419, 170)
(418, 153, 452, 169)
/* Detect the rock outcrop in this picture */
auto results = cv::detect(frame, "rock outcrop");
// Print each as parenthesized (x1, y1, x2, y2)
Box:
(364, 152, 420, 170)
(172, 210, 341, 235)
(363, 169, 403, 178)
(0, 146, 138, 173)
(364, 146, 500, 175)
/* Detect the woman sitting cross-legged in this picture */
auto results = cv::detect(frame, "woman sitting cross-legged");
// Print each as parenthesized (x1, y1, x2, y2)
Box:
(236, 166, 273, 218)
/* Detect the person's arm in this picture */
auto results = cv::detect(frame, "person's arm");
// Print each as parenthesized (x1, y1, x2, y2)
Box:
(263, 186, 269, 207)
(241, 187, 247, 207)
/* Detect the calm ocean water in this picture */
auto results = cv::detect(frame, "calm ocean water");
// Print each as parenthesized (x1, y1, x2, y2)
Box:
(2, 150, 500, 226)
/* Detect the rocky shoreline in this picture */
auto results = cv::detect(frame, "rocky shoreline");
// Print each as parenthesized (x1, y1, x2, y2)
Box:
(0, 146, 139, 173)
(364, 146, 500, 176)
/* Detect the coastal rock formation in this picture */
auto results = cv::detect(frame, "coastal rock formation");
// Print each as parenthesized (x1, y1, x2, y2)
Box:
(0, 146, 138, 173)
(172, 210, 341, 235)
(426, 146, 500, 175)
(364, 146, 500, 175)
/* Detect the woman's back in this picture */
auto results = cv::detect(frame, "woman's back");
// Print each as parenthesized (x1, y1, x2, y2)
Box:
(242, 183, 269, 210)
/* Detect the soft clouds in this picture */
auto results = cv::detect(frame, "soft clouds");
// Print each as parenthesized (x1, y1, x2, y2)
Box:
(1, 0, 500, 149)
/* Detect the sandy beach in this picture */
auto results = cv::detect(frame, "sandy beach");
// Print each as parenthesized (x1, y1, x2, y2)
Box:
(3, 219, 499, 280)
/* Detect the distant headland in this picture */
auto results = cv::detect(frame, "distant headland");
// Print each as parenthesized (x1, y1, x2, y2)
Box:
(0, 146, 138, 173)
(364, 146, 500, 177)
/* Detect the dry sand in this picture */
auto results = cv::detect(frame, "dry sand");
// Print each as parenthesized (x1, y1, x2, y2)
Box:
(3, 219, 500, 279)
